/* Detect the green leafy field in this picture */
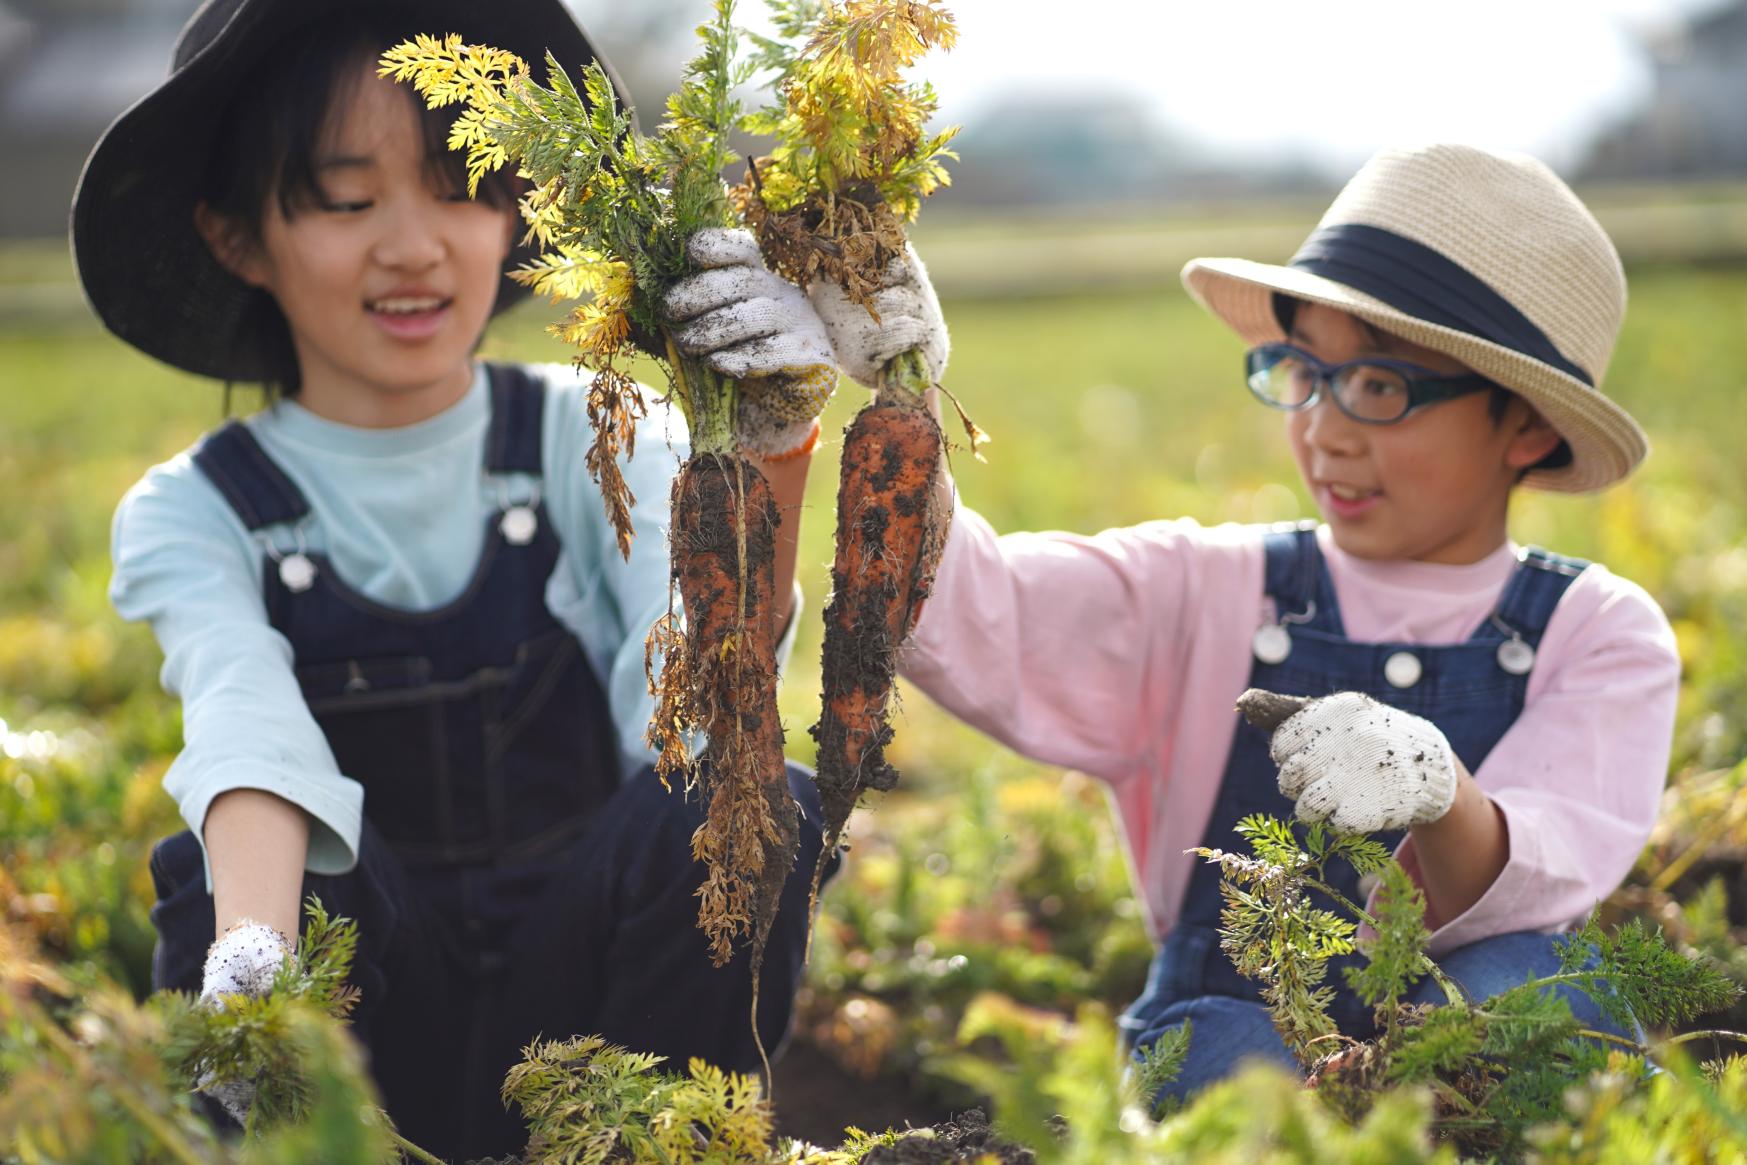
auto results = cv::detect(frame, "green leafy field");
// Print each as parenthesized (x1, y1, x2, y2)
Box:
(3, 238, 1746, 1157)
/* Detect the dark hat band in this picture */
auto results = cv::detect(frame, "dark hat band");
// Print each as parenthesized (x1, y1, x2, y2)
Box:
(1288, 223, 1594, 388)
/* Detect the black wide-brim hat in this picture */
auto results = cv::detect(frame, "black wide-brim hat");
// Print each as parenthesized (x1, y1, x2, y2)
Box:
(71, 0, 630, 382)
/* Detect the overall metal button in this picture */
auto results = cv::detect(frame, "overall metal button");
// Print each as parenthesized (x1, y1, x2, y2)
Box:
(500, 505, 539, 546)
(1497, 638, 1536, 676)
(1384, 651, 1422, 688)
(278, 552, 317, 593)
(1252, 623, 1292, 665)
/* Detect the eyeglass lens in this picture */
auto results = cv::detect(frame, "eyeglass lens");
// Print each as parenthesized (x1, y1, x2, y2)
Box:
(1249, 351, 1414, 422)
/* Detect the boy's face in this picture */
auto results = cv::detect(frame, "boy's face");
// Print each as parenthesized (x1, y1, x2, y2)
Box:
(1283, 303, 1561, 565)
(224, 61, 517, 426)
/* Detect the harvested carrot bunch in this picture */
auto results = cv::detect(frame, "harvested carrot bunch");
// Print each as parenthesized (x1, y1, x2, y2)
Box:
(383, 2, 799, 972)
(737, 0, 976, 909)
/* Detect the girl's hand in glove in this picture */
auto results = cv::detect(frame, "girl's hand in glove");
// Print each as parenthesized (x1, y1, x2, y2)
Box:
(665, 228, 837, 458)
(198, 920, 294, 1125)
(810, 244, 949, 391)
(1269, 692, 1459, 834)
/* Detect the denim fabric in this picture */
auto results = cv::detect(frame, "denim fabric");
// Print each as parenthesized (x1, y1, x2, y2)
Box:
(1122, 526, 1595, 1095)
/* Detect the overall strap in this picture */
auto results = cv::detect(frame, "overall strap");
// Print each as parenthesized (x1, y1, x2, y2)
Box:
(192, 422, 311, 531)
(484, 363, 547, 477)
(1261, 522, 1345, 635)
(1484, 546, 1591, 645)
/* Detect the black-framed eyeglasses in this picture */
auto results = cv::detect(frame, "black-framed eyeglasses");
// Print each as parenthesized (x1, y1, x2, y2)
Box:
(1244, 342, 1497, 425)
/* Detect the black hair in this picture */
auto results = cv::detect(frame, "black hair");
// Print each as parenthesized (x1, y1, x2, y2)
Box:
(1270, 294, 1573, 475)
(199, 6, 520, 400)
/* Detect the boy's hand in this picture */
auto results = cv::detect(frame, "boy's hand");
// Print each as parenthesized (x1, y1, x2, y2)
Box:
(1268, 692, 1459, 834)
(810, 244, 949, 390)
(665, 228, 837, 458)
(197, 921, 294, 1125)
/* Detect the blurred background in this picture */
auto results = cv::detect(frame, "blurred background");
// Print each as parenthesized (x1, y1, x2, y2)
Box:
(2, 0, 1745, 1146)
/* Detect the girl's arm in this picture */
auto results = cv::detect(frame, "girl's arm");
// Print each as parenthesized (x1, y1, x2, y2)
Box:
(111, 464, 366, 889)
(205, 789, 311, 939)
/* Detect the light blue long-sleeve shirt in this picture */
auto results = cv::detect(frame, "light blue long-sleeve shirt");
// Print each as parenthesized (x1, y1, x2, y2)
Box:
(110, 362, 790, 879)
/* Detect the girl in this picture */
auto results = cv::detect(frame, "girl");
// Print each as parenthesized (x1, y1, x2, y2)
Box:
(75, 0, 836, 1156)
(763, 144, 1681, 1096)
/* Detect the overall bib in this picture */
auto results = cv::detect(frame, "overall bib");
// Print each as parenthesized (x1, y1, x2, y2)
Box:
(1121, 525, 1631, 1098)
(147, 364, 829, 1159)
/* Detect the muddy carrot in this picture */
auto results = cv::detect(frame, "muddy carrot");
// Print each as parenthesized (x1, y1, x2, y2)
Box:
(654, 448, 795, 1084)
(809, 374, 945, 887)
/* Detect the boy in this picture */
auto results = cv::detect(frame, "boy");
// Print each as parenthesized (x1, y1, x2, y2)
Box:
(857, 143, 1679, 1093)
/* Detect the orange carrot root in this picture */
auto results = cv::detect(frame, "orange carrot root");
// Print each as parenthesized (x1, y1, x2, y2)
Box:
(660, 454, 797, 970)
(809, 397, 946, 893)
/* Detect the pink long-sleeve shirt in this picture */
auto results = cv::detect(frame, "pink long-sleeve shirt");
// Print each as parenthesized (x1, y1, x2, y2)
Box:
(899, 504, 1680, 956)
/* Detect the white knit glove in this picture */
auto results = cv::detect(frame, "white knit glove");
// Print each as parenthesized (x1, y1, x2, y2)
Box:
(197, 921, 295, 1125)
(1269, 692, 1459, 834)
(810, 243, 949, 390)
(664, 228, 837, 457)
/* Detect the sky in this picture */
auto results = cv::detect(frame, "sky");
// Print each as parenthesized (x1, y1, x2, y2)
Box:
(708, 0, 1730, 175)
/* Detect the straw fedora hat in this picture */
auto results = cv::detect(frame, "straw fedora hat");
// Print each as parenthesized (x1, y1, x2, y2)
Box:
(1182, 143, 1647, 493)
(71, 0, 629, 383)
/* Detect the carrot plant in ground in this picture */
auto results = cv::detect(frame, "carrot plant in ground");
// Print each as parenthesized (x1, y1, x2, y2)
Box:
(737, 0, 972, 919)
(382, 2, 803, 998)
(1190, 813, 1744, 1161)
(0, 901, 403, 1164)
(0, 898, 878, 1165)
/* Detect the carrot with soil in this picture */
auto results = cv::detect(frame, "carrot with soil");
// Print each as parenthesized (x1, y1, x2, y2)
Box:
(383, 2, 800, 975)
(738, 0, 977, 909)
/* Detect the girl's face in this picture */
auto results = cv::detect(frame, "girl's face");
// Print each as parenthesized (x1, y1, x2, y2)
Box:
(221, 60, 517, 427)
(1283, 303, 1562, 565)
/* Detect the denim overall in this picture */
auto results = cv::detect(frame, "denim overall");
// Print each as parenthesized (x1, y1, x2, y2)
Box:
(1121, 524, 1630, 1097)
(147, 364, 829, 1159)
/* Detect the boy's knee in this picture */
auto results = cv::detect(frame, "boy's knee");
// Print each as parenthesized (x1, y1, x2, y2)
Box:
(1128, 995, 1297, 1102)
(1414, 930, 1643, 1042)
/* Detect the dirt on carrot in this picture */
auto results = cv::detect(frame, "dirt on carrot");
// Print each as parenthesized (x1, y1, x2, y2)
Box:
(810, 395, 946, 885)
(652, 454, 796, 969)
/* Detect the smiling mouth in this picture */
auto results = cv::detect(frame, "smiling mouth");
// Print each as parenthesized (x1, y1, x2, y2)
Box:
(1326, 483, 1380, 502)
(367, 296, 451, 315)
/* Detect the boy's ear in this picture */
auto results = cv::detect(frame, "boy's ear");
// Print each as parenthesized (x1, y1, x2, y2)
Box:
(1503, 401, 1563, 470)
(194, 202, 267, 287)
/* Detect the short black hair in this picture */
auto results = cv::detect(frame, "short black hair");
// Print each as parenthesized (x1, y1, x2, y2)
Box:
(198, 6, 520, 399)
(1270, 294, 1572, 474)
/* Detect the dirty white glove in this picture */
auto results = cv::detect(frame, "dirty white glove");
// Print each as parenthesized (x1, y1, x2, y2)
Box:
(1269, 692, 1459, 834)
(810, 243, 949, 390)
(664, 228, 837, 457)
(198, 921, 295, 1125)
